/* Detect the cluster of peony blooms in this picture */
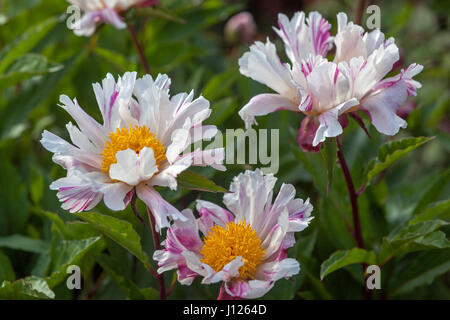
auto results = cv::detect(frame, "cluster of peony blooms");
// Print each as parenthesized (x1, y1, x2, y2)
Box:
(67, 0, 158, 36)
(42, 9, 423, 299)
(238, 12, 423, 152)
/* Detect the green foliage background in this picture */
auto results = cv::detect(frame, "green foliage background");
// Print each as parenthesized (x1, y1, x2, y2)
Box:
(0, 0, 448, 299)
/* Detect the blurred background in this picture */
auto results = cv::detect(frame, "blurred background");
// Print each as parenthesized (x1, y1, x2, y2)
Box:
(0, 0, 448, 299)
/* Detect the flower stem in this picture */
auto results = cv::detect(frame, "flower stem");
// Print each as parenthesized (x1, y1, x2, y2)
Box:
(336, 137, 371, 299)
(147, 207, 167, 300)
(336, 137, 364, 249)
(127, 23, 151, 74)
(131, 189, 146, 226)
(354, 0, 366, 25)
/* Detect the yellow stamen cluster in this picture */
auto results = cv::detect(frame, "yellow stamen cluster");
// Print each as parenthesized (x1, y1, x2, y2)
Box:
(200, 220, 265, 280)
(100, 125, 166, 174)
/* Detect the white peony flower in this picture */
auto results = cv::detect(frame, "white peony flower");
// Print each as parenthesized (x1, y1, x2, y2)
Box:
(67, 0, 157, 36)
(238, 11, 423, 152)
(41, 72, 224, 231)
(153, 169, 313, 299)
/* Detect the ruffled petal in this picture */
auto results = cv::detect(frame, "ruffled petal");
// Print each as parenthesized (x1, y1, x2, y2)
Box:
(239, 39, 295, 98)
(196, 200, 234, 234)
(238, 93, 298, 129)
(136, 184, 186, 231)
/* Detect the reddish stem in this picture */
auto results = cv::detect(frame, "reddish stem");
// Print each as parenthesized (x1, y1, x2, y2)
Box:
(147, 207, 167, 300)
(336, 138, 365, 249)
(336, 137, 371, 299)
(354, 0, 366, 25)
(127, 24, 151, 74)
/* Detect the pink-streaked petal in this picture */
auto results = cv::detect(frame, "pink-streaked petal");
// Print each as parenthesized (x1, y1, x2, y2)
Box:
(196, 200, 234, 235)
(223, 169, 277, 231)
(225, 279, 273, 299)
(238, 39, 295, 98)
(255, 258, 300, 282)
(136, 184, 186, 231)
(100, 182, 133, 211)
(360, 81, 408, 135)
(238, 93, 298, 129)
(149, 153, 193, 190)
(312, 98, 359, 146)
(297, 116, 321, 153)
(41, 130, 102, 169)
(58, 95, 106, 148)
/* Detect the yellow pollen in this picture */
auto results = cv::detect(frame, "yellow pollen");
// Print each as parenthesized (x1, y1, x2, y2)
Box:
(100, 125, 166, 174)
(200, 220, 265, 280)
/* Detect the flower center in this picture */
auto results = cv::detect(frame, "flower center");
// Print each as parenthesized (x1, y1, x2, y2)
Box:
(200, 221, 265, 280)
(100, 125, 167, 174)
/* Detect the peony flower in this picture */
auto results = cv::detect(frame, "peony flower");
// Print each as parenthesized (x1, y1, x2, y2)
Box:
(238, 11, 423, 152)
(67, 0, 158, 36)
(153, 169, 313, 299)
(41, 72, 224, 231)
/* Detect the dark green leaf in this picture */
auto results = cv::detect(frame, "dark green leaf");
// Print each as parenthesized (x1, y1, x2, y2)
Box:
(73, 212, 150, 266)
(177, 170, 228, 193)
(0, 276, 54, 299)
(0, 251, 15, 283)
(365, 136, 434, 184)
(320, 248, 377, 280)
(0, 234, 49, 253)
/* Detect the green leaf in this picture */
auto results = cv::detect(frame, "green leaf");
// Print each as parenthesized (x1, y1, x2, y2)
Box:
(390, 249, 450, 296)
(291, 146, 328, 195)
(0, 50, 87, 141)
(177, 170, 228, 193)
(96, 253, 157, 300)
(320, 139, 337, 194)
(0, 251, 15, 283)
(380, 220, 449, 263)
(0, 153, 30, 235)
(0, 17, 58, 73)
(409, 200, 450, 225)
(366, 136, 434, 184)
(46, 237, 103, 288)
(202, 69, 239, 100)
(0, 276, 55, 299)
(320, 248, 377, 280)
(411, 168, 450, 217)
(0, 234, 49, 253)
(0, 53, 62, 90)
(73, 212, 150, 266)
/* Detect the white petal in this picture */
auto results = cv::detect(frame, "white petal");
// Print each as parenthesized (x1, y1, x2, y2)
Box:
(136, 184, 186, 231)
(238, 94, 298, 129)
(100, 182, 133, 211)
(239, 39, 295, 98)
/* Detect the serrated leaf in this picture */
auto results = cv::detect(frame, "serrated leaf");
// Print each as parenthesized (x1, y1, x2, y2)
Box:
(0, 234, 49, 253)
(46, 236, 103, 288)
(366, 137, 434, 184)
(320, 248, 377, 280)
(73, 212, 150, 266)
(410, 200, 450, 225)
(0, 276, 54, 299)
(380, 220, 449, 263)
(177, 170, 228, 193)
